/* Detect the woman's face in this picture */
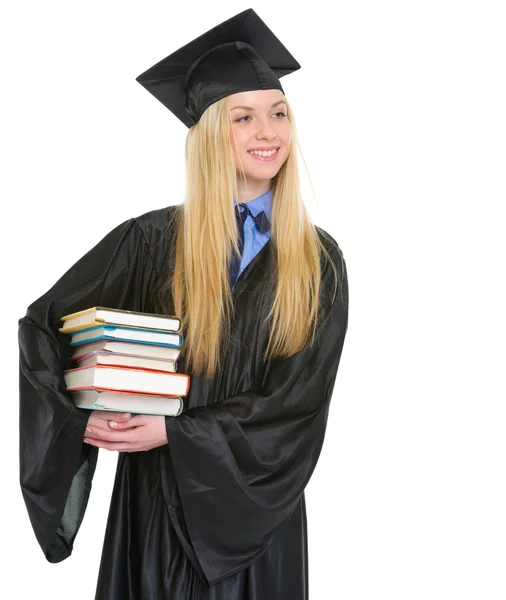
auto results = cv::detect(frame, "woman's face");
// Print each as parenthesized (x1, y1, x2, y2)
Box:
(227, 89, 292, 188)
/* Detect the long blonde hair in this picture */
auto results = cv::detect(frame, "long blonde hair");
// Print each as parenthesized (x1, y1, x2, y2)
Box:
(155, 95, 341, 380)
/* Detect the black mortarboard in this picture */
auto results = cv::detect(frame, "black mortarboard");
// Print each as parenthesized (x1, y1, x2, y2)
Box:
(135, 8, 301, 128)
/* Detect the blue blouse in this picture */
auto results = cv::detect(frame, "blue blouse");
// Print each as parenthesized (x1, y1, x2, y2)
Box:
(231, 189, 272, 288)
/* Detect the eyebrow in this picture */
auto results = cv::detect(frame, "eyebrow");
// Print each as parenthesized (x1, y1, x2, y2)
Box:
(230, 99, 287, 111)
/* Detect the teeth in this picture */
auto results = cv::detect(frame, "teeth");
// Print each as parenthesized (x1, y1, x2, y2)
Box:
(248, 148, 278, 157)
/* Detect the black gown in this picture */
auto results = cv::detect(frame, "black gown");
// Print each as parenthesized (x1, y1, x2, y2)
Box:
(18, 204, 349, 599)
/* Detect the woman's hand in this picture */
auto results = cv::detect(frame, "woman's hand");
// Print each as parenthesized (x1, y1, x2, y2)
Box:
(86, 410, 133, 434)
(83, 411, 168, 452)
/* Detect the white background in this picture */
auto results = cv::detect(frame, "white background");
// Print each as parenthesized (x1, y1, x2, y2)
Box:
(2, 1, 505, 598)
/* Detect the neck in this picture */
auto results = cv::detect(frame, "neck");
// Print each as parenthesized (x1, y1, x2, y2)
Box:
(235, 180, 271, 203)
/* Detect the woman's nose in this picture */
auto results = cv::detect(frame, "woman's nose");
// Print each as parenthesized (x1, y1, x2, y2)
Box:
(255, 117, 276, 140)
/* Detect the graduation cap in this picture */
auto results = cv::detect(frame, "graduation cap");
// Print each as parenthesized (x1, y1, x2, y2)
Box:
(135, 8, 301, 128)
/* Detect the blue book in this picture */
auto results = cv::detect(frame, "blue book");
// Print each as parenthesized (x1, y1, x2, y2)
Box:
(69, 324, 183, 348)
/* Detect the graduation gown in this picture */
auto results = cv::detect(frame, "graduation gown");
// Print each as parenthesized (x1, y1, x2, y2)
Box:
(18, 204, 349, 599)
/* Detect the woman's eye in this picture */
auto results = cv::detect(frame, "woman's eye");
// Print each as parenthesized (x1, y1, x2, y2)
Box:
(237, 112, 286, 123)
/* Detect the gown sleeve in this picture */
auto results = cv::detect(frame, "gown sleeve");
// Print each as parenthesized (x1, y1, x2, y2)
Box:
(18, 216, 157, 562)
(164, 242, 349, 586)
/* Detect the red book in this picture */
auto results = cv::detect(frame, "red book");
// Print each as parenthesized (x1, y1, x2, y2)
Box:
(64, 364, 190, 397)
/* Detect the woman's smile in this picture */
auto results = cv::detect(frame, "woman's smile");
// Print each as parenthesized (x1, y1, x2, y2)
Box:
(247, 147, 280, 162)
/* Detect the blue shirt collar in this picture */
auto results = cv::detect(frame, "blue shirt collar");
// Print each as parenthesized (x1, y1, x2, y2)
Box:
(233, 189, 273, 223)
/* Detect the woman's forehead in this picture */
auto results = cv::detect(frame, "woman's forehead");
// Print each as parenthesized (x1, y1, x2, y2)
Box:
(227, 89, 286, 108)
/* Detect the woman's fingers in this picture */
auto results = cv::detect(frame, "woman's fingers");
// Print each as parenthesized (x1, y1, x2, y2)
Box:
(85, 425, 137, 442)
(85, 413, 144, 442)
(88, 411, 131, 427)
(99, 411, 132, 422)
(83, 412, 145, 442)
(84, 411, 133, 440)
(108, 415, 144, 429)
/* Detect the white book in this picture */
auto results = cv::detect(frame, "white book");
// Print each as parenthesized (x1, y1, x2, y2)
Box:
(70, 340, 181, 361)
(59, 306, 181, 334)
(64, 364, 189, 397)
(72, 389, 183, 417)
(69, 325, 181, 348)
(78, 351, 176, 373)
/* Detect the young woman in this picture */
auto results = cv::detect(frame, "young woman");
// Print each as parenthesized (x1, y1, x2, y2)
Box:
(18, 9, 349, 600)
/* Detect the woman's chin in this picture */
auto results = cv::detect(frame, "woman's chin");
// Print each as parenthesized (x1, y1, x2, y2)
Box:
(242, 170, 279, 185)
(243, 162, 283, 179)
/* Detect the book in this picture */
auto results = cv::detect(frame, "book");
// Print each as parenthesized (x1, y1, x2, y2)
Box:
(78, 351, 176, 373)
(59, 306, 181, 334)
(64, 364, 190, 396)
(68, 325, 183, 348)
(70, 340, 181, 362)
(71, 389, 183, 417)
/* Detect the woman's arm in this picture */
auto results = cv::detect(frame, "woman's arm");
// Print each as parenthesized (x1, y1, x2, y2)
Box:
(164, 246, 349, 586)
(18, 217, 158, 561)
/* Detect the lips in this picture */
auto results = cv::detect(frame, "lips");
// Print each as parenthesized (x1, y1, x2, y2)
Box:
(247, 147, 280, 162)
(247, 146, 280, 152)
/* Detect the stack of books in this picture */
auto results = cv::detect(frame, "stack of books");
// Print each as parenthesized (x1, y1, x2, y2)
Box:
(59, 306, 189, 416)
